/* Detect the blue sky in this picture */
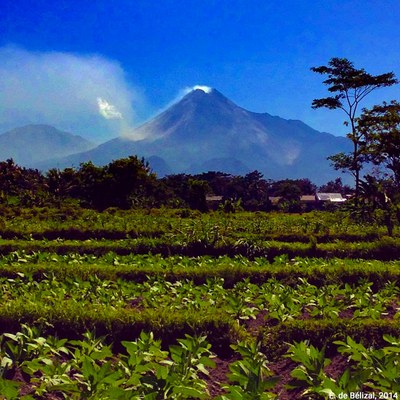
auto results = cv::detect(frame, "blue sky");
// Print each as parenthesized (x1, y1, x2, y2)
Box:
(1, 0, 399, 142)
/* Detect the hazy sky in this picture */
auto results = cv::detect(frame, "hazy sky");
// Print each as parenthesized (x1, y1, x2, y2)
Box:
(1, 0, 399, 142)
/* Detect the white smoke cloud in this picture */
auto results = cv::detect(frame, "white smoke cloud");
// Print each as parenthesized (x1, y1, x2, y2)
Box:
(192, 85, 212, 93)
(182, 85, 213, 95)
(97, 97, 123, 120)
(0, 46, 139, 142)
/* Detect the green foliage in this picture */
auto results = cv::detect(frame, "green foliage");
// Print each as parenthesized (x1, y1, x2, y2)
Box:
(358, 100, 400, 185)
(219, 198, 243, 213)
(0, 329, 218, 399)
(261, 319, 400, 363)
(311, 57, 398, 203)
(282, 335, 400, 397)
(285, 341, 337, 398)
(0, 378, 27, 400)
(3, 325, 398, 399)
(334, 335, 400, 392)
(219, 341, 278, 399)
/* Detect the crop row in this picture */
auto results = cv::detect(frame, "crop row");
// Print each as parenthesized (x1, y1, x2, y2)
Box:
(1, 325, 399, 399)
(2, 235, 400, 260)
(0, 252, 399, 289)
(1, 208, 396, 240)
(1, 274, 399, 323)
(0, 224, 389, 244)
(1, 271, 400, 361)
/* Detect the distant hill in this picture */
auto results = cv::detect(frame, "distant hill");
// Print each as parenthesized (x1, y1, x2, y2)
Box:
(33, 89, 351, 184)
(0, 124, 95, 166)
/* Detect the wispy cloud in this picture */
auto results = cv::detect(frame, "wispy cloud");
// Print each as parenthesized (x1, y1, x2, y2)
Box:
(0, 46, 140, 142)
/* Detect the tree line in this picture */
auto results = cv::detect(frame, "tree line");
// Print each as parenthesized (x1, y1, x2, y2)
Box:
(0, 157, 352, 212)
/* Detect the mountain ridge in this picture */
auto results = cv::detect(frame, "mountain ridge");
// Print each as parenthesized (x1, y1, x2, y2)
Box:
(8, 89, 350, 184)
(0, 124, 95, 167)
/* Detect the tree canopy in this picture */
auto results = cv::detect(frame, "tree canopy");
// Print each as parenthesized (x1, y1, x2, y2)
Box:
(311, 58, 398, 203)
(358, 101, 400, 186)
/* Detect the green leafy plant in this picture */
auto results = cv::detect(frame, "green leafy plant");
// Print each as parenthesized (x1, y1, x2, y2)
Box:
(285, 340, 339, 398)
(161, 334, 216, 399)
(219, 340, 278, 399)
(335, 335, 400, 392)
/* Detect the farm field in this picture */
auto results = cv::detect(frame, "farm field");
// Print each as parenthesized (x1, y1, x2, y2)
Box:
(0, 207, 400, 399)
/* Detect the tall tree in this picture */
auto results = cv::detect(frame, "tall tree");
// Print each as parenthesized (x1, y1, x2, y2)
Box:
(358, 101, 400, 187)
(338, 102, 400, 235)
(311, 58, 397, 203)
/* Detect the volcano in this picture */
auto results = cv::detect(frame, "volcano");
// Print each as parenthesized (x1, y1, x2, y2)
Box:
(34, 88, 350, 184)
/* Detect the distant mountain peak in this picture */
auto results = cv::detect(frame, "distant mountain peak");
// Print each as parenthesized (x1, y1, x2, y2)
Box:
(179, 86, 240, 113)
(30, 89, 351, 184)
(0, 124, 95, 167)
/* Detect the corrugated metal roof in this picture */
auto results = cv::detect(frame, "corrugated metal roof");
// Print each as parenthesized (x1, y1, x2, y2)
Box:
(316, 193, 346, 202)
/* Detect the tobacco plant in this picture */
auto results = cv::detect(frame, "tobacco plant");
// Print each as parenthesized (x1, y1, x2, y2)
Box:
(218, 340, 278, 399)
(335, 335, 400, 392)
